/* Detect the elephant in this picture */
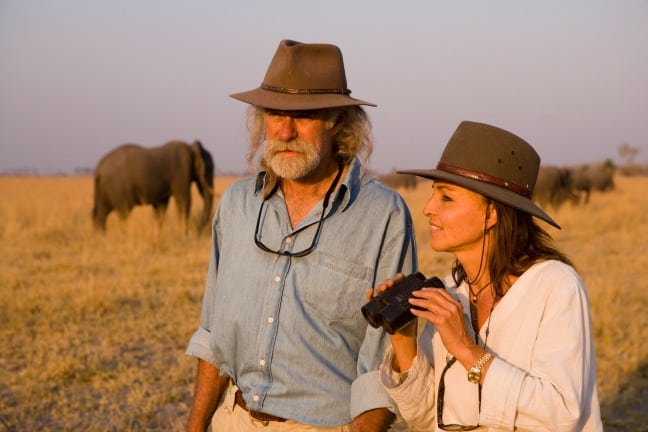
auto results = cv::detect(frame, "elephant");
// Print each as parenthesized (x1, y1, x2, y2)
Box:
(569, 164, 615, 205)
(571, 165, 593, 204)
(533, 165, 579, 210)
(376, 172, 418, 190)
(92, 140, 215, 233)
(588, 164, 615, 193)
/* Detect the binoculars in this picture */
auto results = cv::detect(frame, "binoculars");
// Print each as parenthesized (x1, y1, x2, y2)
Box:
(361, 272, 444, 334)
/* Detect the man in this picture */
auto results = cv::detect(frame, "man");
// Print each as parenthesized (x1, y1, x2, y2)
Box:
(186, 39, 417, 431)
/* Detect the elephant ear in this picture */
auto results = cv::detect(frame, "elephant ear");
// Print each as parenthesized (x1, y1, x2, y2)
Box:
(191, 140, 214, 196)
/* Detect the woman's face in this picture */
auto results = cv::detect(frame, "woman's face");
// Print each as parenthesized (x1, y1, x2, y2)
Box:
(422, 181, 495, 257)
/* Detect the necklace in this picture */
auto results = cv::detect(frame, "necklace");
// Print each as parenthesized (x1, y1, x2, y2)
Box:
(468, 280, 493, 303)
(471, 298, 495, 344)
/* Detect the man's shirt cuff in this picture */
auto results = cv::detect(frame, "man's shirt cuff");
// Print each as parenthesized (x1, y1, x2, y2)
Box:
(350, 370, 396, 418)
(185, 327, 219, 366)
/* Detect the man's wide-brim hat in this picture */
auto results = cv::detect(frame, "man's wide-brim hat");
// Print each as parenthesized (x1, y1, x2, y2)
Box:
(399, 121, 560, 229)
(230, 39, 376, 110)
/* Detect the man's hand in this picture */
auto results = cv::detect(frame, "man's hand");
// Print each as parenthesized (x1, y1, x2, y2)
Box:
(351, 407, 395, 432)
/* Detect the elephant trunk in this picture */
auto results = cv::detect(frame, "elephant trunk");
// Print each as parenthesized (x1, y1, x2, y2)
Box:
(198, 189, 214, 230)
(190, 140, 215, 231)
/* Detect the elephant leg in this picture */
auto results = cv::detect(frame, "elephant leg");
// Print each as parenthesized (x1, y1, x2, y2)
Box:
(113, 201, 133, 222)
(153, 201, 169, 227)
(92, 203, 111, 231)
(173, 192, 191, 233)
(198, 192, 214, 232)
(92, 188, 113, 231)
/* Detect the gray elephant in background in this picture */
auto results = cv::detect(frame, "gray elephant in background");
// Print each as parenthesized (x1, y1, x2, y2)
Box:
(92, 140, 215, 233)
(533, 165, 579, 210)
(563, 163, 616, 205)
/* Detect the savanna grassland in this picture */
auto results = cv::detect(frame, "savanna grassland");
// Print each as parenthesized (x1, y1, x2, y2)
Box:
(0, 175, 646, 431)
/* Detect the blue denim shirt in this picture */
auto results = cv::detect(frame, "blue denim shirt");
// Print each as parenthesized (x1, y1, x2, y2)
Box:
(186, 157, 417, 426)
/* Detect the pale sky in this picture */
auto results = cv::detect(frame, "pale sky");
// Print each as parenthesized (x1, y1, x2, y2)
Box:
(1, 0, 646, 175)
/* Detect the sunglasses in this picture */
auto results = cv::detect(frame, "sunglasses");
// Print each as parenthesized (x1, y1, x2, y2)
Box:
(254, 165, 342, 258)
(437, 355, 481, 431)
(254, 199, 326, 257)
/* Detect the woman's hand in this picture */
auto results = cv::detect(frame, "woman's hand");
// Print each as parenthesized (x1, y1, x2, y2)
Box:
(366, 274, 418, 372)
(409, 288, 478, 364)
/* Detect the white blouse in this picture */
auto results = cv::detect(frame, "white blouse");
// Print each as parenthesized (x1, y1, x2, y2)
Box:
(380, 260, 603, 431)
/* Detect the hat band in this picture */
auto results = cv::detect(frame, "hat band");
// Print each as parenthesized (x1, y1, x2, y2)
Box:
(437, 163, 531, 197)
(261, 84, 351, 95)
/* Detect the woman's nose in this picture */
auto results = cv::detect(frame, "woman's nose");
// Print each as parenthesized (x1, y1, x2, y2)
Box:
(423, 198, 436, 217)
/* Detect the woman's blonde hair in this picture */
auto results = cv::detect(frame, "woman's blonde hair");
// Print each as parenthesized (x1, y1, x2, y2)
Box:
(244, 106, 373, 197)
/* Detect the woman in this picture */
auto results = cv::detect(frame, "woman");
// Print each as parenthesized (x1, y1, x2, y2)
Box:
(373, 121, 602, 431)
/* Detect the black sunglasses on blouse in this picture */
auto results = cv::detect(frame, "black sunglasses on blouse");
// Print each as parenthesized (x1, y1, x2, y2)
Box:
(437, 355, 481, 431)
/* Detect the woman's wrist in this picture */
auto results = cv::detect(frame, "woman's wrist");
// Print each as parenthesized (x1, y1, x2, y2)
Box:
(454, 343, 486, 372)
(390, 335, 417, 372)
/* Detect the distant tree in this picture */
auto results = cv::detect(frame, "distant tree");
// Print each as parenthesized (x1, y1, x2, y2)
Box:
(618, 142, 640, 167)
(601, 158, 616, 171)
(74, 167, 94, 175)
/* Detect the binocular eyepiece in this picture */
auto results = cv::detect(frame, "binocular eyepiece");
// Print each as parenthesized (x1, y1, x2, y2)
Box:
(361, 272, 444, 334)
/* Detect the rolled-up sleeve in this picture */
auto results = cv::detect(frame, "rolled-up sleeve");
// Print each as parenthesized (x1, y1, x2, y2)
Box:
(479, 357, 526, 427)
(350, 370, 396, 418)
(185, 327, 219, 366)
(379, 345, 437, 431)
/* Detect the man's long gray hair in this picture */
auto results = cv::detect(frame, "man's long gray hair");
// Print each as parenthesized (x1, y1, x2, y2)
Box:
(245, 106, 374, 197)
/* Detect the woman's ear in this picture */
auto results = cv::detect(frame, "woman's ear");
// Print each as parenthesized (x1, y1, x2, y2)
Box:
(485, 201, 498, 231)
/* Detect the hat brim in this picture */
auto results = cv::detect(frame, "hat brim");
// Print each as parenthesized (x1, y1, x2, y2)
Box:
(230, 88, 376, 110)
(398, 169, 561, 229)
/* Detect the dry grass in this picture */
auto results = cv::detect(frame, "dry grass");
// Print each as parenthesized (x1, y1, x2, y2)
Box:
(0, 175, 646, 431)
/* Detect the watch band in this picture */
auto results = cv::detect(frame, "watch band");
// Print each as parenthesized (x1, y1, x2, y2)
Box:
(467, 352, 493, 383)
(474, 352, 492, 370)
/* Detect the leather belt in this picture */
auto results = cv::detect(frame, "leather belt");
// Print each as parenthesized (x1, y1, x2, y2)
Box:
(234, 390, 286, 424)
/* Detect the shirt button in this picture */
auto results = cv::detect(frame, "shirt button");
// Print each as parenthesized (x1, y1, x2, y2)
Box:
(253, 394, 260, 402)
(274, 275, 281, 282)
(259, 359, 266, 366)
(285, 237, 292, 244)
(268, 316, 274, 323)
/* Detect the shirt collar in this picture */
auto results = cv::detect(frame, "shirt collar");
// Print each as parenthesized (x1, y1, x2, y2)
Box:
(254, 171, 266, 195)
(338, 157, 362, 212)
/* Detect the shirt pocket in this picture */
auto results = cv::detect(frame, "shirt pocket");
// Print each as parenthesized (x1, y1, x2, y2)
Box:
(299, 251, 372, 322)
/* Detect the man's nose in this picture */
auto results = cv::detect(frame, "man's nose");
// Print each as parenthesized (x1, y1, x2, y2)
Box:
(277, 116, 298, 141)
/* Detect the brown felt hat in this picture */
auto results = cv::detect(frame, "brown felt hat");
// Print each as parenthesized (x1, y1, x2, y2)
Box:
(230, 39, 376, 110)
(399, 121, 560, 228)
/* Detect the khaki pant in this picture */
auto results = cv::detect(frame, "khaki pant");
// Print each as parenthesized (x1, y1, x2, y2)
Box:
(211, 385, 351, 432)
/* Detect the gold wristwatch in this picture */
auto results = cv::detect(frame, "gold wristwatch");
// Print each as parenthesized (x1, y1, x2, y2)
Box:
(467, 352, 492, 383)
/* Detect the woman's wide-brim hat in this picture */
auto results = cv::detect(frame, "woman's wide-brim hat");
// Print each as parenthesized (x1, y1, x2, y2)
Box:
(230, 39, 376, 110)
(399, 121, 560, 229)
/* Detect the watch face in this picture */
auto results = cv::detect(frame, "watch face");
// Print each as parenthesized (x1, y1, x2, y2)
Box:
(467, 370, 481, 383)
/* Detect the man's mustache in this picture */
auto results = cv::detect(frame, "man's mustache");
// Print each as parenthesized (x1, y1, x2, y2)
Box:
(265, 139, 308, 155)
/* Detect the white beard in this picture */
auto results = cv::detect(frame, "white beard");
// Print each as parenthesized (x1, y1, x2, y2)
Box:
(263, 138, 321, 180)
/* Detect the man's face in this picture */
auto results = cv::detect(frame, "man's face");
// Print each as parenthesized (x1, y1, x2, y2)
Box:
(262, 109, 337, 180)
